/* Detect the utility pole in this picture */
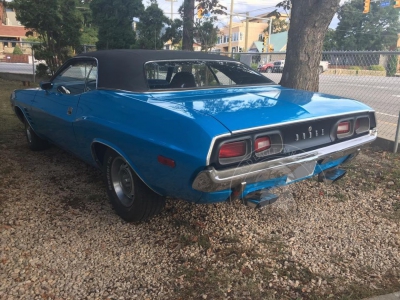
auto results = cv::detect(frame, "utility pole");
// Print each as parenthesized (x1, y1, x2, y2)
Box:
(245, 12, 249, 52)
(165, 0, 176, 20)
(227, 0, 234, 54)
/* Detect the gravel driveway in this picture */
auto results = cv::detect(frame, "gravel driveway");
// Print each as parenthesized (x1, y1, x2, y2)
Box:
(1, 80, 399, 299)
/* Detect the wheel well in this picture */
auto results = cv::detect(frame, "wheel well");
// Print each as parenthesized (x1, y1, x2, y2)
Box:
(14, 106, 25, 124)
(91, 142, 109, 167)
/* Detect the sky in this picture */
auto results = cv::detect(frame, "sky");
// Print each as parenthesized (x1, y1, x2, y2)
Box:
(154, 0, 341, 29)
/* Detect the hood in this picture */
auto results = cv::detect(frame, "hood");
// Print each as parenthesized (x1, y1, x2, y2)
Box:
(149, 85, 373, 132)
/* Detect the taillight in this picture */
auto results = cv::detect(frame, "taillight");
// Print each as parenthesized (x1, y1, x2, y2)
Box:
(337, 121, 350, 134)
(255, 136, 271, 152)
(219, 141, 246, 158)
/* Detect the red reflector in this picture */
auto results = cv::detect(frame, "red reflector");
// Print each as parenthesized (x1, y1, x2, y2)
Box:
(355, 119, 360, 130)
(337, 121, 350, 134)
(219, 141, 246, 158)
(157, 155, 176, 168)
(255, 136, 271, 152)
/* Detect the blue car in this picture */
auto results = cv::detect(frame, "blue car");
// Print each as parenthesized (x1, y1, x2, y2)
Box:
(10, 50, 377, 222)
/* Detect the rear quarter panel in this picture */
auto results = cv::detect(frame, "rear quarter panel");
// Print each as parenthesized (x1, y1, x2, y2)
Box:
(74, 90, 230, 202)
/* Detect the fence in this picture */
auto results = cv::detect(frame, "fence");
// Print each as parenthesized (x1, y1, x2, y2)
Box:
(229, 50, 400, 150)
(0, 41, 399, 149)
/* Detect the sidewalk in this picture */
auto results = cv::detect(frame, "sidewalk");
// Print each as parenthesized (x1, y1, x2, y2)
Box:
(364, 291, 400, 300)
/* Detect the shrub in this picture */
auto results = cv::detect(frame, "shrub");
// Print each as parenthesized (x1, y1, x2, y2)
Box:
(386, 55, 398, 77)
(35, 63, 50, 79)
(12, 45, 23, 55)
(369, 65, 385, 71)
(348, 66, 361, 70)
(251, 63, 259, 70)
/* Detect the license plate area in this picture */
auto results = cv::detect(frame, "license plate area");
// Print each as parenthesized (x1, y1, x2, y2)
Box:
(286, 161, 316, 183)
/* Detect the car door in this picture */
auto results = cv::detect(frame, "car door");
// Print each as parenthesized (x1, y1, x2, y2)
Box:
(31, 58, 97, 152)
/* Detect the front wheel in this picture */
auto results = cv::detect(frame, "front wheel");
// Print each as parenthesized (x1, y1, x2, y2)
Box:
(24, 119, 49, 151)
(103, 149, 165, 222)
(266, 68, 272, 73)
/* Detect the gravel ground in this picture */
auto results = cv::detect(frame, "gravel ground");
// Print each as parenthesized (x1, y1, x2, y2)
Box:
(1, 81, 400, 299)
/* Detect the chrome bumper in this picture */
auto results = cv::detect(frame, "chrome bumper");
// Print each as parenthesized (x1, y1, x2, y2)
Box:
(192, 130, 377, 192)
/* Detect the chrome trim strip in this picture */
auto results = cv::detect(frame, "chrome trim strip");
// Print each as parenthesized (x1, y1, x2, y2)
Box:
(193, 129, 377, 192)
(205, 133, 232, 165)
(231, 110, 374, 134)
(90, 140, 162, 196)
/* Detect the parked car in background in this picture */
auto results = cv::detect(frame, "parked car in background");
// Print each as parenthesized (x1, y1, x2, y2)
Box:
(10, 50, 377, 222)
(272, 60, 285, 73)
(273, 60, 330, 73)
(258, 61, 274, 73)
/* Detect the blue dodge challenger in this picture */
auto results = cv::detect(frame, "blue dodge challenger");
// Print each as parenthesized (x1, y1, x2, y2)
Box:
(10, 50, 377, 222)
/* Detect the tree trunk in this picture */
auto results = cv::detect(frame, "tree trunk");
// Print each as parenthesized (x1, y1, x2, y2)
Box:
(280, 0, 340, 92)
(182, 0, 194, 51)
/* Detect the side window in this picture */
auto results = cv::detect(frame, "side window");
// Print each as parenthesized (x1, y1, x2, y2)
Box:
(52, 60, 97, 95)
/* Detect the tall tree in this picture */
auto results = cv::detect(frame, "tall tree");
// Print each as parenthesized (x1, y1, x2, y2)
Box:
(193, 19, 218, 52)
(135, 0, 170, 49)
(77, 0, 98, 46)
(323, 28, 337, 51)
(335, 0, 400, 51)
(262, 18, 289, 35)
(162, 19, 183, 48)
(180, 0, 226, 51)
(11, 0, 82, 74)
(277, 0, 340, 92)
(90, 0, 143, 50)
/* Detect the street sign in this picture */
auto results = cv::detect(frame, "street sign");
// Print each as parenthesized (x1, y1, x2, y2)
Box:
(380, 0, 390, 7)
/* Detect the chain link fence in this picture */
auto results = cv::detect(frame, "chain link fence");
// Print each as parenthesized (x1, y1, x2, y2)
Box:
(228, 50, 400, 148)
(1, 41, 399, 147)
(0, 40, 96, 82)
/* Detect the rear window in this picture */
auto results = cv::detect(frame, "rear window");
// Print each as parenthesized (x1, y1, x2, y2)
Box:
(144, 60, 274, 90)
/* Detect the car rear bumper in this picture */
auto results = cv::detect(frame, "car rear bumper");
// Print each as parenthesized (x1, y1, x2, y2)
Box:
(192, 129, 377, 192)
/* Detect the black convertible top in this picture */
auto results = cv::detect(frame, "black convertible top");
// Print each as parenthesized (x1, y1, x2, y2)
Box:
(77, 49, 236, 92)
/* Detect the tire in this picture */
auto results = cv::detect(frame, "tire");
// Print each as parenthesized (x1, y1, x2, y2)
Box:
(266, 68, 272, 73)
(103, 149, 165, 222)
(319, 66, 323, 74)
(24, 119, 49, 151)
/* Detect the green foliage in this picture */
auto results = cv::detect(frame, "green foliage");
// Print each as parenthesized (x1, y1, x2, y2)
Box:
(134, 1, 169, 49)
(323, 29, 337, 51)
(386, 55, 398, 77)
(349, 66, 361, 70)
(35, 63, 50, 79)
(369, 65, 385, 71)
(162, 19, 183, 47)
(90, 0, 143, 49)
(336, 0, 400, 50)
(11, 0, 83, 75)
(80, 27, 98, 46)
(12, 45, 23, 55)
(193, 19, 218, 51)
(180, 0, 227, 50)
(262, 18, 289, 34)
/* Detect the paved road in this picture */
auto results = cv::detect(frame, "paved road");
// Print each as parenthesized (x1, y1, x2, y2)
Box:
(0, 62, 35, 74)
(267, 73, 400, 141)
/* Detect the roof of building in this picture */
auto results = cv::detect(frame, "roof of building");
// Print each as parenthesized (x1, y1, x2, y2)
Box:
(0, 25, 28, 38)
(250, 31, 288, 52)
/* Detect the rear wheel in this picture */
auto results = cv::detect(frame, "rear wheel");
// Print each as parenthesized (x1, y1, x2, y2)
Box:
(266, 68, 272, 73)
(24, 119, 49, 151)
(103, 149, 165, 222)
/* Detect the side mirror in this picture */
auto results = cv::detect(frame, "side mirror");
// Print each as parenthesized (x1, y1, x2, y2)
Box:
(40, 81, 53, 90)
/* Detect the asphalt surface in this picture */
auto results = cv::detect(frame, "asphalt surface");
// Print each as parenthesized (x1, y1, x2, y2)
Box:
(267, 73, 400, 141)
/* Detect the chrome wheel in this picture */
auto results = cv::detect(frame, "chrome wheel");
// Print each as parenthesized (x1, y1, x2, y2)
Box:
(26, 126, 32, 144)
(110, 157, 135, 207)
